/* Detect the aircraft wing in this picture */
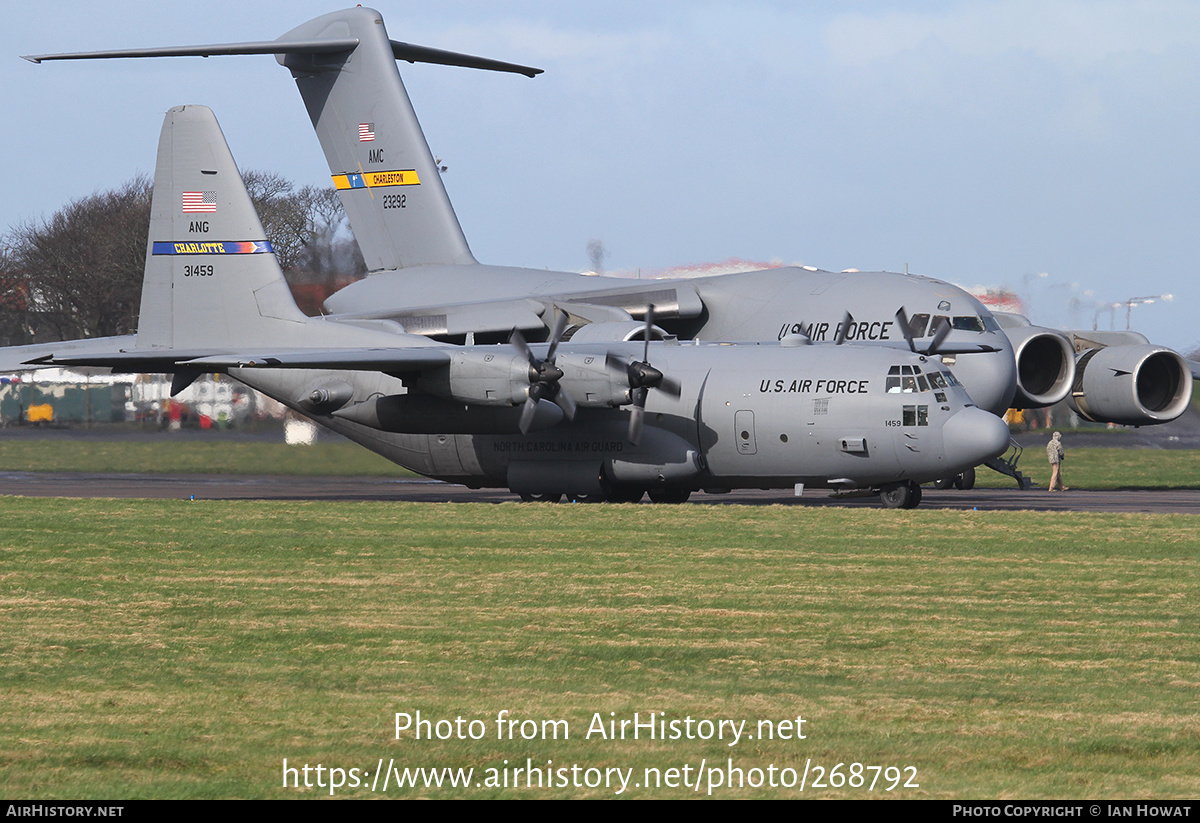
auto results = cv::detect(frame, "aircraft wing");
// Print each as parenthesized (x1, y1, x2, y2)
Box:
(324, 274, 706, 337)
(183, 348, 452, 372)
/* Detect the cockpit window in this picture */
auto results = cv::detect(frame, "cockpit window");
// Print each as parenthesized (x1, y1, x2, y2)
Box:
(902, 405, 930, 426)
(907, 313, 930, 338)
(889, 364, 952, 393)
(952, 315, 985, 332)
(982, 315, 1001, 332)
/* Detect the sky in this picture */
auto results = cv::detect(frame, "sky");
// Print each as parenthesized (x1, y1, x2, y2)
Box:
(2, 0, 1198, 352)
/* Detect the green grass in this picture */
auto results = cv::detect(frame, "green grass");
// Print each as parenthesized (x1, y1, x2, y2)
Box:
(3, 499, 1200, 798)
(977, 447, 1200, 489)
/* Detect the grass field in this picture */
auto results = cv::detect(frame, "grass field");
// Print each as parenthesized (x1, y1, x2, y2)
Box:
(977, 447, 1200, 490)
(3, 498, 1200, 798)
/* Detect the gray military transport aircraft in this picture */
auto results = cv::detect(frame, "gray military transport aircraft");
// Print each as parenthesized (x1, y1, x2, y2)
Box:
(0, 105, 1011, 508)
(15, 6, 1197, 486)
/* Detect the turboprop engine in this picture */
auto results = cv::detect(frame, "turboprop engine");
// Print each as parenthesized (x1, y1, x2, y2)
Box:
(1066, 344, 1192, 426)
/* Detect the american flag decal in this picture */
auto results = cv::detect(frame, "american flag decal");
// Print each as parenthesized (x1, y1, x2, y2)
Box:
(182, 191, 217, 213)
(359, 123, 375, 142)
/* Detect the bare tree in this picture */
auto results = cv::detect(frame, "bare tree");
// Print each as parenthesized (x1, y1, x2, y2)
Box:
(243, 170, 313, 273)
(1, 171, 366, 339)
(8, 176, 152, 340)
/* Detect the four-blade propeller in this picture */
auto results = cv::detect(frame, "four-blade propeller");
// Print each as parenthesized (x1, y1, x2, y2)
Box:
(510, 310, 577, 434)
(507, 305, 970, 441)
(605, 305, 681, 445)
(895, 307, 952, 356)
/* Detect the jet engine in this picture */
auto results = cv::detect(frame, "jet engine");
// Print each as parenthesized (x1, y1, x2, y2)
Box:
(1067, 344, 1193, 426)
(563, 321, 666, 343)
(1004, 325, 1075, 408)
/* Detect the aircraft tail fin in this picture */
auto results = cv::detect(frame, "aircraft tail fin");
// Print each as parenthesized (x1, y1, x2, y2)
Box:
(137, 105, 310, 351)
(25, 7, 542, 274)
(275, 7, 540, 272)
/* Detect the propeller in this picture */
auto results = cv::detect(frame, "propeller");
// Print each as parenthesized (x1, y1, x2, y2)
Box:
(834, 311, 854, 345)
(927, 315, 952, 354)
(605, 305, 681, 445)
(510, 309, 577, 434)
(895, 308, 952, 356)
(895, 307, 919, 353)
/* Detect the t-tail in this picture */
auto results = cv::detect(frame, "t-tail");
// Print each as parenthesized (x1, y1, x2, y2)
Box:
(24, 6, 542, 274)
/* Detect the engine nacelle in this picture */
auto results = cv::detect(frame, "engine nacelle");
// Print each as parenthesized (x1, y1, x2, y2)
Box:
(556, 351, 634, 408)
(1004, 325, 1075, 408)
(564, 321, 666, 343)
(417, 349, 531, 406)
(1067, 344, 1193, 426)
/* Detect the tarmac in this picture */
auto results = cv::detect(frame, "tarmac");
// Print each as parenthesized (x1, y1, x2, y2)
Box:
(2, 407, 1198, 513)
(0, 471, 1197, 513)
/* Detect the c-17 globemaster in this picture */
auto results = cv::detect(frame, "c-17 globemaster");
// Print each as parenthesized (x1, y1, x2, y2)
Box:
(16, 6, 1195, 488)
(1, 105, 1011, 507)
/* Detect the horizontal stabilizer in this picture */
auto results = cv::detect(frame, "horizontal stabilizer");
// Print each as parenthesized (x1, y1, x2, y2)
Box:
(23, 348, 228, 371)
(389, 40, 541, 77)
(0, 335, 137, 373)
(23, 37, 541, 77)
(22, 39, 359, 63)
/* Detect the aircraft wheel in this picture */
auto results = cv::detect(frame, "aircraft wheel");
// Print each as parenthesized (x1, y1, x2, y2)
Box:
(520, 493, 563, 503)
(648, 488, 691, 504)
(568, 493, 604, 504)
(933, 477, 956, 490)
(880, 481, 921, 509)
(954, 468, 976, 490)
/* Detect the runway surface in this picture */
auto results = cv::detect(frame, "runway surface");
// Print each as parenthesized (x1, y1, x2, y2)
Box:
(2, 471, 1197, 513)
(3, 407, 1199, 512)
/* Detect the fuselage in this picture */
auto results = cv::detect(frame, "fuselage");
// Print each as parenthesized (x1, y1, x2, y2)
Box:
(323, 264, 1018, 416)
(230, 340, 1011, 497)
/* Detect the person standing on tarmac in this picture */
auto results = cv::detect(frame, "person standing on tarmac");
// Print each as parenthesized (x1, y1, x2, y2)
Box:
(1046, 431, 1067, 491)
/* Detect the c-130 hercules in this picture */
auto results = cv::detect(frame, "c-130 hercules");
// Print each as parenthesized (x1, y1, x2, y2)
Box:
(1, 104, 1010, 507)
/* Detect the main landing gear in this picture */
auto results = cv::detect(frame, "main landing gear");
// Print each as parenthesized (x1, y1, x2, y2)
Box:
(879, 480, 922, 509)
(932, 467, 976, 491)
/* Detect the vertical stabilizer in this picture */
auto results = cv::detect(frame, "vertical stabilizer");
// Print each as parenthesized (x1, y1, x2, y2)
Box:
(24, 7, 541, 275)
(277, 7, 478, 272)
(137, 105, 309, 351)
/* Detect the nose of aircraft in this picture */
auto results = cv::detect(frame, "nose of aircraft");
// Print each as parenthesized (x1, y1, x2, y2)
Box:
(948, 350, 1018, 417)
(942, 406, 1011, 470)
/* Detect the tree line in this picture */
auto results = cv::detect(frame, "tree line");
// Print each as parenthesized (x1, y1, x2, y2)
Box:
(0, 172, 366, 346)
